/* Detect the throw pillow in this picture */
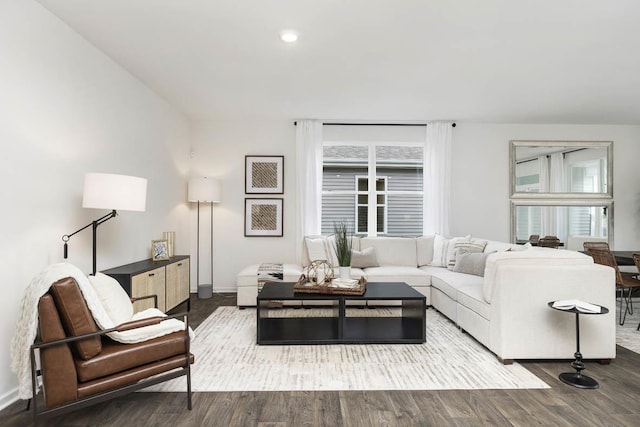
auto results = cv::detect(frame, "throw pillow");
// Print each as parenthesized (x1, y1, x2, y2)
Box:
(305, 236, 339, 266)
(351, 247, 380, 268)
(88, 272, 133, 326)
(430, 234, 471, 267)
(448, 239, 488, 270)
(453, 251, 496, 277)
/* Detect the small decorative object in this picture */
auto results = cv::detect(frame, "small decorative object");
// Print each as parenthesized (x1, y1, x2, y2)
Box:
(151, 239, 170, 261)
(162, 231, 176, 257)
(305, 260, 335, 285)
(333, 221, 353, 280)
(245, 198, 284, 237)
(245, 155, 284, 194)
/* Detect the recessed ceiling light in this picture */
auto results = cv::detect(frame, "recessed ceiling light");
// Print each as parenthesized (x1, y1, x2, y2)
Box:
(280, 30, 298, 43)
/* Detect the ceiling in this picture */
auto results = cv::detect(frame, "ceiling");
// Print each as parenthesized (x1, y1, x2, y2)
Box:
(36, 0, 640, 124)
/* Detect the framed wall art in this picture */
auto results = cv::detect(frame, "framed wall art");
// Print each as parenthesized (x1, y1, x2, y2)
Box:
(244, 198, 283, 237)
(245, 155, 284, 194)
(151, 239, 170, 261)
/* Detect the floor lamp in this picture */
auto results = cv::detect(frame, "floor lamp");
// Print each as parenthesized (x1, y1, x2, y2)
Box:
(62, 173, 147, 275)
(188, 177, 222, 298)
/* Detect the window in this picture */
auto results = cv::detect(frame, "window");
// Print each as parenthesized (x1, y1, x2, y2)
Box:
(321, 143, 423, 236)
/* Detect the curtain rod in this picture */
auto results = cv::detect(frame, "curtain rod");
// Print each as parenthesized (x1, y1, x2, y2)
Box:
(293, 122, 456, 127)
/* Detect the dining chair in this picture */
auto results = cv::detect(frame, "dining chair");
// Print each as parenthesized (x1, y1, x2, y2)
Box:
(528, 234, 540, 243)
(583, 241, 611, 252)
(586, 247, 640, 325)
(538, 235, 560, 248)
(632, 253, 640, 331)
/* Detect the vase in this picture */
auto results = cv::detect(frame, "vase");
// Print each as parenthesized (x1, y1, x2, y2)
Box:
(339, 266, 351, 281)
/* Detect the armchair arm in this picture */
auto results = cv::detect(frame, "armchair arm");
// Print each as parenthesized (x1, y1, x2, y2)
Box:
(32, 312, 189, 351)
(115, 316, 163, 332)
(130, 293, 158, 309)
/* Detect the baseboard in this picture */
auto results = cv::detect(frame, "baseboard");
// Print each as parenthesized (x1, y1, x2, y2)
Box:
(189, 287, 237, 294)
(0, 387, 19, 412)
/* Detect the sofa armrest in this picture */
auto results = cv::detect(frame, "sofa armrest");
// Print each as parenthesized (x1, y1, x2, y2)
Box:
(487, 263, 616, 360)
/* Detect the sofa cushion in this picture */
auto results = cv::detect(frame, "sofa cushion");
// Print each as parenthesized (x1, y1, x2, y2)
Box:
(416, 235, 436, 266)
(430, 234, 471, 267)
(360, 237, 417, 267)
(50, 277, 102, 360)
(75, 330, 187, 382)
(482, 248, 594, 303)
(363, 266, 430, 287)
(430, 270, 484, 301)
(453, 251, 495, 277)
(304, 236, 339, 266)
(448, 239, 487, 270)
(457, 284, 491, 320)
(483, 239, 527, 253)
(351, 247, 379, 268)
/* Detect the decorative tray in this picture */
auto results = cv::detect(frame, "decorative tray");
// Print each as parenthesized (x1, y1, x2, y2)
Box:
(294, 275, 367, 296)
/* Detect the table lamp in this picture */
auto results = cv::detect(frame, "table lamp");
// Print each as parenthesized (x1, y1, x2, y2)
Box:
(62, 173, 148, 275)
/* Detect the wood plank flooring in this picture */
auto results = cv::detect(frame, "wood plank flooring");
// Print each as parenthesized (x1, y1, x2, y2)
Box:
(2, 293, 639, 426)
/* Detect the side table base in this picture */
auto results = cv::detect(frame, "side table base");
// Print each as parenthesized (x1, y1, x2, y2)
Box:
(559, 372, 599, 389)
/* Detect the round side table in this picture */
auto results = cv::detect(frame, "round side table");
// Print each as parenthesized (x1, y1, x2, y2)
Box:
(548, 301, 609, 389)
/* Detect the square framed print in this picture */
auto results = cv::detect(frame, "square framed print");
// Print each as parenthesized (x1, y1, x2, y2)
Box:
(151, 239, 170, 261)
(245, 155, 284, 194)
(244, 198, 283, 237)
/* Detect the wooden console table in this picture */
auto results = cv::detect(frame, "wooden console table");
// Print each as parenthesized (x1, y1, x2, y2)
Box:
(103, 255, 190, 313)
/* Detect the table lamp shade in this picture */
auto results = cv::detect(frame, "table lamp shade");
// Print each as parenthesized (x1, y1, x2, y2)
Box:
(82, 173, 147, 212)
(188, 177, 222, 203)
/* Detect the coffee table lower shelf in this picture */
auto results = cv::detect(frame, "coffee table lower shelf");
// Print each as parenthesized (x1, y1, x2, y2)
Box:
(256, 282, 426, 345)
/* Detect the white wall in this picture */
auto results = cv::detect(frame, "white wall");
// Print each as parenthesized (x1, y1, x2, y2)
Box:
(190, 120, 298, 291)
(198, 122, 640, 291)
(0, 1, 190, 407)
(450, 123, 640, 247)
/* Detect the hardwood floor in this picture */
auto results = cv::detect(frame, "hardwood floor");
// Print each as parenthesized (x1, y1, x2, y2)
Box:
(2, 294, 640, 426)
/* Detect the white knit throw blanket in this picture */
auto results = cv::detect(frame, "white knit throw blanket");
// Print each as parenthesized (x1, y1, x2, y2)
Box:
(10, 263, 191, 400)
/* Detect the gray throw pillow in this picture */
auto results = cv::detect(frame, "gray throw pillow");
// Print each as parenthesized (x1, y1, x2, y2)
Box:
(452, 250, 496, 277)
(351, 247, 379, 268)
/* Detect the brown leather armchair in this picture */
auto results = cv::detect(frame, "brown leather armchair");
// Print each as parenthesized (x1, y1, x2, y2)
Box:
(30, 277, 194, 423)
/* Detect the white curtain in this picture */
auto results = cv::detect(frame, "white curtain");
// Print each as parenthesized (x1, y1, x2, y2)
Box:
(550, 153, 567, 242)
(539, 155, 552, 234)
(295, 120, 323, 264)
(423, 122, 453, 236)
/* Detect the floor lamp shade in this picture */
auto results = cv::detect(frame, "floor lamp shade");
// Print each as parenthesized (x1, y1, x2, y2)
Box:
(83, 173, 148, 212)
(188, 177, 221, 203)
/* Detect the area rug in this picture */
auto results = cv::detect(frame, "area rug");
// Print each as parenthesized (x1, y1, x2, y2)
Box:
(145, 307, 549, 392)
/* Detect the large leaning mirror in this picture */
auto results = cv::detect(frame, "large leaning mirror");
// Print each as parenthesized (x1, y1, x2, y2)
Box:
(510, 140, 613, 199)
(510, 200, 613, 250)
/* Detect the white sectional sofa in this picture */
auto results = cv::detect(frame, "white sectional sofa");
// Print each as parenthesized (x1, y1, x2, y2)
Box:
(236, 235, 616, 363)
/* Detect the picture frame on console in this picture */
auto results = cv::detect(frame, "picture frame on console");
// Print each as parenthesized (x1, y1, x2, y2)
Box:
(151, 239, 170, 261)
(245, 155, 284, 194)
(244, 198, 284, 237)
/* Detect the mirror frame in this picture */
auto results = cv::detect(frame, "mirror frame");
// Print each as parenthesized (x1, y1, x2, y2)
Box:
(510, 199, 614, 248)
(510, 140, 613, 199)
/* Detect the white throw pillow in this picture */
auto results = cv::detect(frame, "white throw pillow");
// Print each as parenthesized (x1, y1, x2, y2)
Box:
(88, 272, 133, 326)
(430, 234, 471, 267)
(305, 236, 339, 266)
(351, 247, 379, 268)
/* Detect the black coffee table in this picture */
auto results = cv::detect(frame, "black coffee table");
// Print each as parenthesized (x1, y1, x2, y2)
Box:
(257, 282, 426, 345)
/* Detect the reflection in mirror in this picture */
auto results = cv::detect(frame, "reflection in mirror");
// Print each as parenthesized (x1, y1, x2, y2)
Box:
(510, 141, 612, 197)
(512, 203, 612, 251)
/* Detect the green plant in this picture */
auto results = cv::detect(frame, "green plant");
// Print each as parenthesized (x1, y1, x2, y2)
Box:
(333, 221, 353, 267)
